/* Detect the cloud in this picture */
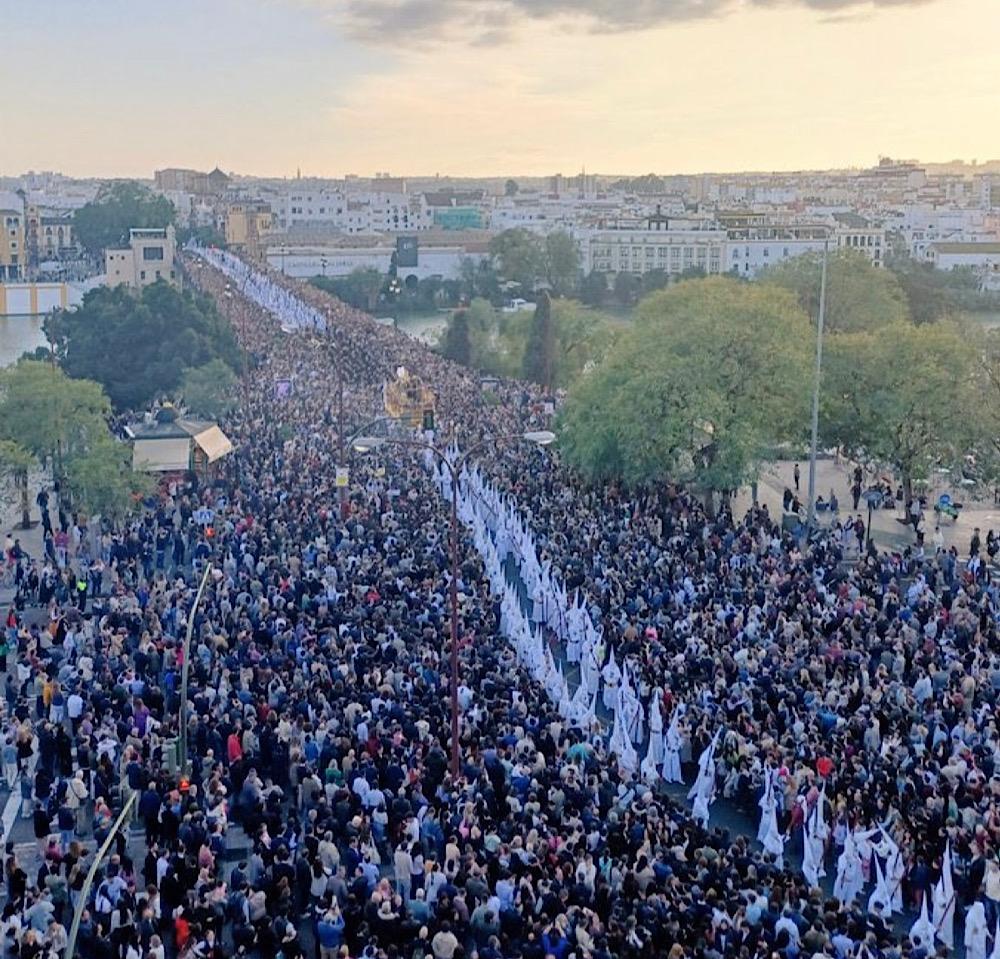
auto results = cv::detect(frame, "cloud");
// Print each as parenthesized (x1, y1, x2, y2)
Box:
(337, 0, 940, 44)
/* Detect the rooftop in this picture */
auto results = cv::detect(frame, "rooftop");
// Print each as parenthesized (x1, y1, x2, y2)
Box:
(931, 242, 1000, 254)
(126, 413, 218, 441)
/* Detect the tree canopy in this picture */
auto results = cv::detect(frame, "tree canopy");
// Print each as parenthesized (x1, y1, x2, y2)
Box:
(521, 292, 556, 390)
(544, 232, 582, 296)
(45, 281, 238, 410)
(885, 249, 1000, 323)
(73, 180, 175, 256)
(312, 270, 384, 312)
(0, 439, 34, 528)
(558, 278, 812, 497)
(490, 229, 546, 292)
(0, 360, 148, 521)
(66, 434, 153, 521)
(761, 249, 909, 332)
(180, 359, 239, 420)
(820, 320, 978, 499)
(0, 360, 110, 464)
(441, 309, 473, 367)
(438, 297, 618, 389)
(489, 229, 581, 296)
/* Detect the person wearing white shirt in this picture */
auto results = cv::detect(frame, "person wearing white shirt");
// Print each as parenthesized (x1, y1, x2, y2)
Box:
(67, 691, 84, 723)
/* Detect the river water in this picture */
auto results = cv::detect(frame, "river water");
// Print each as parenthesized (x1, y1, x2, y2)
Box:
(0, 315, 46, 368)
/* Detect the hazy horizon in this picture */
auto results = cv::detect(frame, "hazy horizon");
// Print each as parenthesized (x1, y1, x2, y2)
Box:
(7, 156, 1000, 184)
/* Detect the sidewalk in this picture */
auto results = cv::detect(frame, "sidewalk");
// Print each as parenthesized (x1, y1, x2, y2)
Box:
(737, 458, 999, 556)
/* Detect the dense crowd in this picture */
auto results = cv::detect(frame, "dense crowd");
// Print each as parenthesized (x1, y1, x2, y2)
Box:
(2, 246, 1000, 959)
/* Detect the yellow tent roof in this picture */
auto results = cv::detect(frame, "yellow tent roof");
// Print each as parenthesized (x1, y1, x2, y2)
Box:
(192, 425, 233, 463)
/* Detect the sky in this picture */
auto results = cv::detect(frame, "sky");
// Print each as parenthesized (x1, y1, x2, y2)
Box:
(1, 0, 999, 179)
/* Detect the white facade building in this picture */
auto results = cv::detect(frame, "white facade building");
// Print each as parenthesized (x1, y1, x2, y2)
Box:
(275, 189, 433, 234)
(580, 211, 727, 277)
(929, 242, 1000, 279)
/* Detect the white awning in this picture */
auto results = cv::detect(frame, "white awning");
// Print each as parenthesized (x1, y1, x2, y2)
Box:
(132, 437, 191, 472)
(192, 425, 233, 463)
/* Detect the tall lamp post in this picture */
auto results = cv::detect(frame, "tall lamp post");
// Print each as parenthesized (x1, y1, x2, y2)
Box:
(353, 430, 555, 777)
(178, 559, 215, 776)
(65, 792, 137, 959)
(805, 236, 831, 535)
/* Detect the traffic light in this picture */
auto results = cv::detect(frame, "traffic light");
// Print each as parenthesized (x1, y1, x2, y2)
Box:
(422, 409, 435, 432)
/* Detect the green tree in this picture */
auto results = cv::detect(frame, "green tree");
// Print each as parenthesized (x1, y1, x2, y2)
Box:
(970, 327, 1000, 487)
(504, 179, 520, 197)
(886, 249, 1000, 322)
(761, 249, 909, 333)
(544, 231, 581, 296)
(610, 174, 665, 194)
(550, 301, 620, 388)
(66, 435, 153, 521)
(0, 361, 110, 467)
(579, 271, 608, 307)
(490, 229, 545, 292)
(73, 181, 175, 256)
(180, 359, 239, 419)
(458, 258, 501, 304)
(355, 268, 388, 310)
(559, 278, 812, 508)
(441, 309, 474, 366)
(0, 361, 146, 522)
(822, 320, 978, 507)
(613, 271, 641, 307)
(521, 292, 557, 390)
(45, 282, 238, 410)
(0, 440, 34, 528)
(641, 269, 671, 295)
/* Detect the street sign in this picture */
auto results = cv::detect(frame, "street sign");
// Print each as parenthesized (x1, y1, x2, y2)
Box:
(335, 468, 349, 488)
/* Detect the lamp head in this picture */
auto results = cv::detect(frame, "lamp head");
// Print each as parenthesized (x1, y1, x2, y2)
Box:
(352, 437, 386, 454)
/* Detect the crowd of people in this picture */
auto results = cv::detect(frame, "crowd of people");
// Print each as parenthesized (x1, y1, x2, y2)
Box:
(3, 244, 1000, 959)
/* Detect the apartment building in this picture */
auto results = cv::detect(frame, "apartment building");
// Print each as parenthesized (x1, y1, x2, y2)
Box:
(105, 226, 178, 289)
(0, 207, 24, 281)
(580, 210, 727, 277)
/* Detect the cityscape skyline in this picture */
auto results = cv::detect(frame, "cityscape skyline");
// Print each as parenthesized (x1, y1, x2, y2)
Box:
(4, 0, 999, 179)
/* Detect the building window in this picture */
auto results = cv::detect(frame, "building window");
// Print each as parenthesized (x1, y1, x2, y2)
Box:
(140, 270, 146, 280)
(143, 246, 164, 261)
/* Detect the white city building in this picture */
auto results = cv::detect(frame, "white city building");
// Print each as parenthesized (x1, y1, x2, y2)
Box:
(929, 242, 1000, 282)
(275, 189, 433, 234)
(579, 210, 727, 277)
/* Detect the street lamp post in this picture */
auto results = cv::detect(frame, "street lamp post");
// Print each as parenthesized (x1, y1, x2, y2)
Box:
(65, 792, 137, 959)
(353, 430, 554, 778)
(805, 237, 830, 535)
(178, 560, 214, 776)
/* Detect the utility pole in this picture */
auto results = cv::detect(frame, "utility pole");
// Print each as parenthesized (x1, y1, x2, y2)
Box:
(805, 237, 830, 534)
